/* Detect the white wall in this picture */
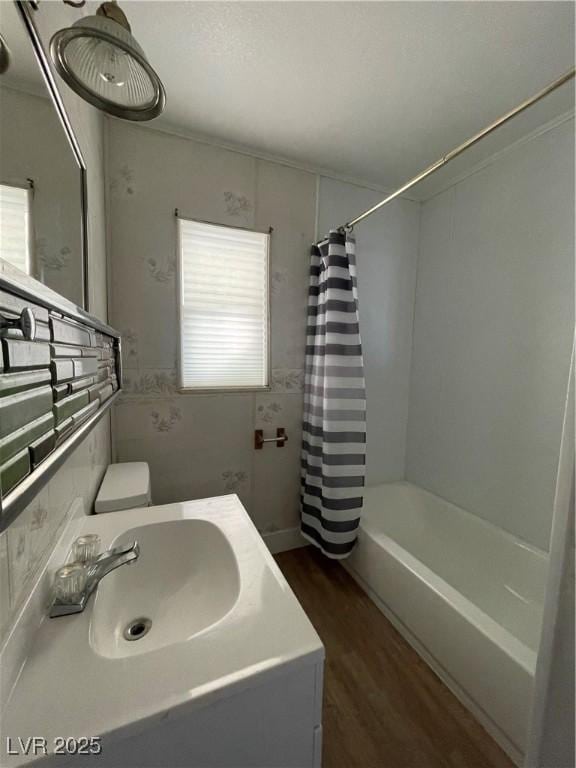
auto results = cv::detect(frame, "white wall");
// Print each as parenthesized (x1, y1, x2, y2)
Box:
(317, 178, 420, 485)
(526, 355, 575, 767)
(406, 117, 575, 550)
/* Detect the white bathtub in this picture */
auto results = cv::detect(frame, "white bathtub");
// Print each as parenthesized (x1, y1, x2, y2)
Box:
(345, 481, 548, 763)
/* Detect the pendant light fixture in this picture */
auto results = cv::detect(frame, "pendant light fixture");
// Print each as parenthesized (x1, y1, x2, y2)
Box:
(50, 1, 165, 121)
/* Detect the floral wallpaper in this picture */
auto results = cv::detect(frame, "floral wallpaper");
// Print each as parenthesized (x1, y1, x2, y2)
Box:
(121, 328, 139, 368)
(271, 268, 287, 296)
(222, 470, 249, 492)
(108, 121, 315, 537)
(150, 404, 182, 432)
(271, 368, 305, 393)
(0, 420, 110, 647)
(145, 256, 176, 284)
(122, 370, 177, 397)
(36, 239, 72, 272)
(109, 163, 135, 198)
(257, 400, 282, 423)
(223, 190, 252, 218)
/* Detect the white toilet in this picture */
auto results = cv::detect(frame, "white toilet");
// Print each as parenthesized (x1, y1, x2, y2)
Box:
(94, 462, 151, 514)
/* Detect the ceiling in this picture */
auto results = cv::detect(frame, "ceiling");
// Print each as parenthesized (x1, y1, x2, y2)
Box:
(2, 1, 574, 194)
(130, 1, 574, 193)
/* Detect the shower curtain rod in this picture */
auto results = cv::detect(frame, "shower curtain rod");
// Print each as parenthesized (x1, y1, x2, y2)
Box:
(338, 67, 575, 233)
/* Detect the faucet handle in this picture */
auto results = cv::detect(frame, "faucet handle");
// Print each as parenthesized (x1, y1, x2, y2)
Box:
(72, 534, 101, 564)
(53, 563, 87, 603)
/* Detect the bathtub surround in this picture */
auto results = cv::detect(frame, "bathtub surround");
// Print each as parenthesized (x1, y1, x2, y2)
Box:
(406, 116, 575, 551)
(0, 2, 110, 650)
(301, 231, 366, 558)
(316, 123, 574, 557)
(318, 119, 574, 554)
(317, 178, 420, 486)
(312, 119, 574, 761)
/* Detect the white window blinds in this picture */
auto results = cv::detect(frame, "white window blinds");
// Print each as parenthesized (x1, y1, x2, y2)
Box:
(178, 218, 270, 389)
(0, 183, 31, 274)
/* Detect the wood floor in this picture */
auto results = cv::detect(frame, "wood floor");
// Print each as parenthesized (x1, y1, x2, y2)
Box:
(275, 547, 514, 768)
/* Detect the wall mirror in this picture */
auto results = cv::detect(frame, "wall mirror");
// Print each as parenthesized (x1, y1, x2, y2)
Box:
(0, 0, 88, 309)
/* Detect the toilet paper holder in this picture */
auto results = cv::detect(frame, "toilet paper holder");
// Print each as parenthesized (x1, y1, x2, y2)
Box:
(254, 428, 288, 449)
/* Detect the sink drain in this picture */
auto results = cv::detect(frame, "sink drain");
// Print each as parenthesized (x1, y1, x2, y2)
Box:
(123, 617, 152, 641)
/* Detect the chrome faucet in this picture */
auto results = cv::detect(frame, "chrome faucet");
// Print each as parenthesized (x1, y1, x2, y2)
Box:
(49, 541, 140, 618)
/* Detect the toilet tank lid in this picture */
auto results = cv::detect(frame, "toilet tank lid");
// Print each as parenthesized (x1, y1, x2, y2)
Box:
(94, 462, 151, 513)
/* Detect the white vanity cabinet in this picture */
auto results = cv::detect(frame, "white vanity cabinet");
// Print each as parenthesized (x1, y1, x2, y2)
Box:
(95, 660, 324, 768)
(1, 496, 324, 768)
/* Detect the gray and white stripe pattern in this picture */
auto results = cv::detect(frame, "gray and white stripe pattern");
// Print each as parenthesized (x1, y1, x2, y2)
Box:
(300, 230, 366, 558)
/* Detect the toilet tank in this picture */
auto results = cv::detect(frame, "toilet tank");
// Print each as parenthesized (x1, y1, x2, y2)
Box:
(94, 462, 151, 514)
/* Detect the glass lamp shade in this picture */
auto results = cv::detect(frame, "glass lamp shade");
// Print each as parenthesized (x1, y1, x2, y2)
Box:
(50, 15, 165, 121)
(0, 33, 11, 75)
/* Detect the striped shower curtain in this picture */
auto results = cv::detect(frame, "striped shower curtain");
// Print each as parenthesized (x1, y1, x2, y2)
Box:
(300, 230, 366, 559)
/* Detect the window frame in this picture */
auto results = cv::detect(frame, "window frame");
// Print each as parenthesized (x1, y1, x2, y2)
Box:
(176, 214, 272, 394)
(0, 179, 34, 276)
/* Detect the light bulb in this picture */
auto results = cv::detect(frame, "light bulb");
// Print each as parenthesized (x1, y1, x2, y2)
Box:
(93, 40, 130, 88)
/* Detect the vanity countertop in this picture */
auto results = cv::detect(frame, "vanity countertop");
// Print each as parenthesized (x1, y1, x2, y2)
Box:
(1, 495, 323, 765)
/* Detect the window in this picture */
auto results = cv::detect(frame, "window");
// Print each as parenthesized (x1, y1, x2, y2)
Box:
(177, 218, 270, 390)
(0, 183, 32, 274)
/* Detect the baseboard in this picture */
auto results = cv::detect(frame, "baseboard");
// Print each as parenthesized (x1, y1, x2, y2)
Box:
(262, 527, 309, 555)
(342, 560, 524, 768)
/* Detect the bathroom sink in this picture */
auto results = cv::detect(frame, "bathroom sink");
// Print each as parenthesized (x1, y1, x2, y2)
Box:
(90, 519, 241, 658)
(2, 495, 323, 766)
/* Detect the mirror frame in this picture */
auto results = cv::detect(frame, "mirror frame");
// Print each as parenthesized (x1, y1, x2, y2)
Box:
(14, 0, 89, 311)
